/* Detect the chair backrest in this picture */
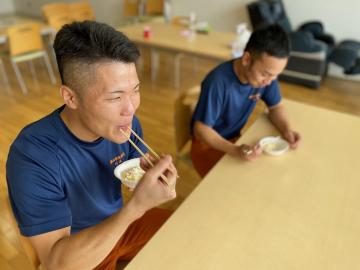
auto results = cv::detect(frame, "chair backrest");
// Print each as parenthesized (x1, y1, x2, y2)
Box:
(247, 0, 292, 32)
(42, 2, 70, 22)
(124, 0, 140, 17)
(48, 13, 74, 31)
(145, 0, 163, 16)
(69, 2, 96, 21)
(7, 23, 43, 56)
(20, 236, 41, 270)
(174, 86, 200, 155)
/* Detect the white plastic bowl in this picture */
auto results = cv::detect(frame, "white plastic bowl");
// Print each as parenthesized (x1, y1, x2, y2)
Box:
(114, 158, 145, 189)
(259, 136, 289, 156)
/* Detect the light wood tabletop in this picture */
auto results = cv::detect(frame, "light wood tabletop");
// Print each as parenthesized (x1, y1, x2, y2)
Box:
(118, 22, 236, 61)
(126, 99, 360, 270)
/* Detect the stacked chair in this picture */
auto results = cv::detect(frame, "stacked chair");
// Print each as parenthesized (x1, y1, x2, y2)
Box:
(328, 40, 360, 81)
(42, 1, 96, 31)
(7, 22, 56, 94)
(123, 0, 164, 24)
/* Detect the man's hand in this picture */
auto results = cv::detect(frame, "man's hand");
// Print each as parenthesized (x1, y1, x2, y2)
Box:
(229, 144, 262, 161)
(139, 153, 155, 171)
(282, 130, 301, 149)
(130, 155, 177, 214)
(140, 153, 177, 174)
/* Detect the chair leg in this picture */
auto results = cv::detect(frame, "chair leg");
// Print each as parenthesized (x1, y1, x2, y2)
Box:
(43, 52, 57, 85)
(11, 61, 28, 94)
(0, 59, 9, 86)
(28, 60, 40, 89)
(28, 60, 37, 81)
(48, 35, 58, 68)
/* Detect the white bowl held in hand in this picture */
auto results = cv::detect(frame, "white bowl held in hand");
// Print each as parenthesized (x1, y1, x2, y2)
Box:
(259, 136, 289, 156)
(114, 158, 145, 189)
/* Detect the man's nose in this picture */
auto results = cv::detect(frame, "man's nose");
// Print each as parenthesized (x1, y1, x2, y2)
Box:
(121, 98, 135, 115)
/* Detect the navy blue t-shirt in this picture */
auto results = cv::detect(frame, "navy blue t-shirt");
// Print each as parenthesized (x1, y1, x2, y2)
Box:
(191, 59, 282, 139)
(6, 106, 147, 237)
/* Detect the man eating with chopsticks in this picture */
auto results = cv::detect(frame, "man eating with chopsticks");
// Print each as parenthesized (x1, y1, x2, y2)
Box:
(191, 24, 301, 177)
(6, 21, 177, 270)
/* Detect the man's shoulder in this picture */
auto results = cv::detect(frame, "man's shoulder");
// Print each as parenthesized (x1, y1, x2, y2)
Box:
(266, 79, 280, 89)
(9, 108, 63, 161)
(205, 60, 235, 83)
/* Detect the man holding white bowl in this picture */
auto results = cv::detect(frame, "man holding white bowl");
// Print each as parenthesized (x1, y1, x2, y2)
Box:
(6, 21, 177, 270)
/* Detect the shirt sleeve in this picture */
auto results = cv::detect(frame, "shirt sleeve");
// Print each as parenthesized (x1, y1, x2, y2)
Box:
(261, 79, 282, 107)
(192, 79, 224, 128)
(6, 134, 72, 237)
(128, 116, 148, 159)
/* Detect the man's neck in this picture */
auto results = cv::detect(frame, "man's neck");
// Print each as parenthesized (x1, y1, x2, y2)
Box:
(233, 58, 248, 84)
(60, 106, 98, 142)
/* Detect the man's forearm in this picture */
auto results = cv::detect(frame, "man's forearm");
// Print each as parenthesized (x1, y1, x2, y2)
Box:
(43, 201, 144, 270)
(194, 121, 235, 154)
(268, 105, 291, 135)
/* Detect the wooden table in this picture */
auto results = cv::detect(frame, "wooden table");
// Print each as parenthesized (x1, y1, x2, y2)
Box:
(126, 99, 360, 269)
(118, 22, 237, 87)
(118, 22, 236, 61)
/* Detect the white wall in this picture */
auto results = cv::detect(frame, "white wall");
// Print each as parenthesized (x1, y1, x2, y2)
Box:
(172, 0, 360, 41)
(285, 0, 360, 41)
(88, 0, 123, 27)
(172, 0, 253, 33)
(9, 0, 360, 41)
(0, 0, 15, 14)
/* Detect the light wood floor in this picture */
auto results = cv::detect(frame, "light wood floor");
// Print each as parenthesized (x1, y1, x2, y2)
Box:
(0, 51, 359, 269)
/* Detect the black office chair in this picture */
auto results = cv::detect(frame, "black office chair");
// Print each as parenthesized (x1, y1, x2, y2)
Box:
(247, 0, 333, 88)
(328, 40, 360, 80)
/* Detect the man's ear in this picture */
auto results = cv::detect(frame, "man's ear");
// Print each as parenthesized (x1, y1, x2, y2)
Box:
(60, 85, 79, 109)
(241, 51, 252, 67)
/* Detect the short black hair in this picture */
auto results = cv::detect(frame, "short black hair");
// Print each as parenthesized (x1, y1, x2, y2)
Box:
(53, 21, 140, 93)
(245, 24, 290, 59)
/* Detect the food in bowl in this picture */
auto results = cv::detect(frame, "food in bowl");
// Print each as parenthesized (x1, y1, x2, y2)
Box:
(121, 166, 145, 183)
(259, 136, 289, 156)
(262, 142, 277, 152)
(114, 158, 145, 189)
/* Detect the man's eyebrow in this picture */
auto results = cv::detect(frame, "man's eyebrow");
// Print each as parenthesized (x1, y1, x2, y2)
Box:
(264, 70, 274, 76)
(108, 83, 140, 94)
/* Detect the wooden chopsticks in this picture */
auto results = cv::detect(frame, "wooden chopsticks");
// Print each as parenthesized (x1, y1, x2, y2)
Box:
(119, 128, 172, 186)
(129, 128, 160, 160)
(128, 128, 178, 178)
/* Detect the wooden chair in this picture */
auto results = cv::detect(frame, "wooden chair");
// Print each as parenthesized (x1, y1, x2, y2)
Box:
(47, 13, 75, 32)
(124, 0, 140, 16)
(6, 196, 41, 270)
(20, 236, 41, 270)
(7, 22, 56, 94)
(145, 0, 163, 16)
(173, 86, 200, 165)
(69, 2, 96, 21)
(0, 56, 9, 86)
(42, 2, 70, 22)
(123, 0, 142, 24)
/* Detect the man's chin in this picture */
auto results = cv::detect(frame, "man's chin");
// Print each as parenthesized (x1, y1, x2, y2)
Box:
(114, 136, 129, 144)
(104, 134, 129, 144)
